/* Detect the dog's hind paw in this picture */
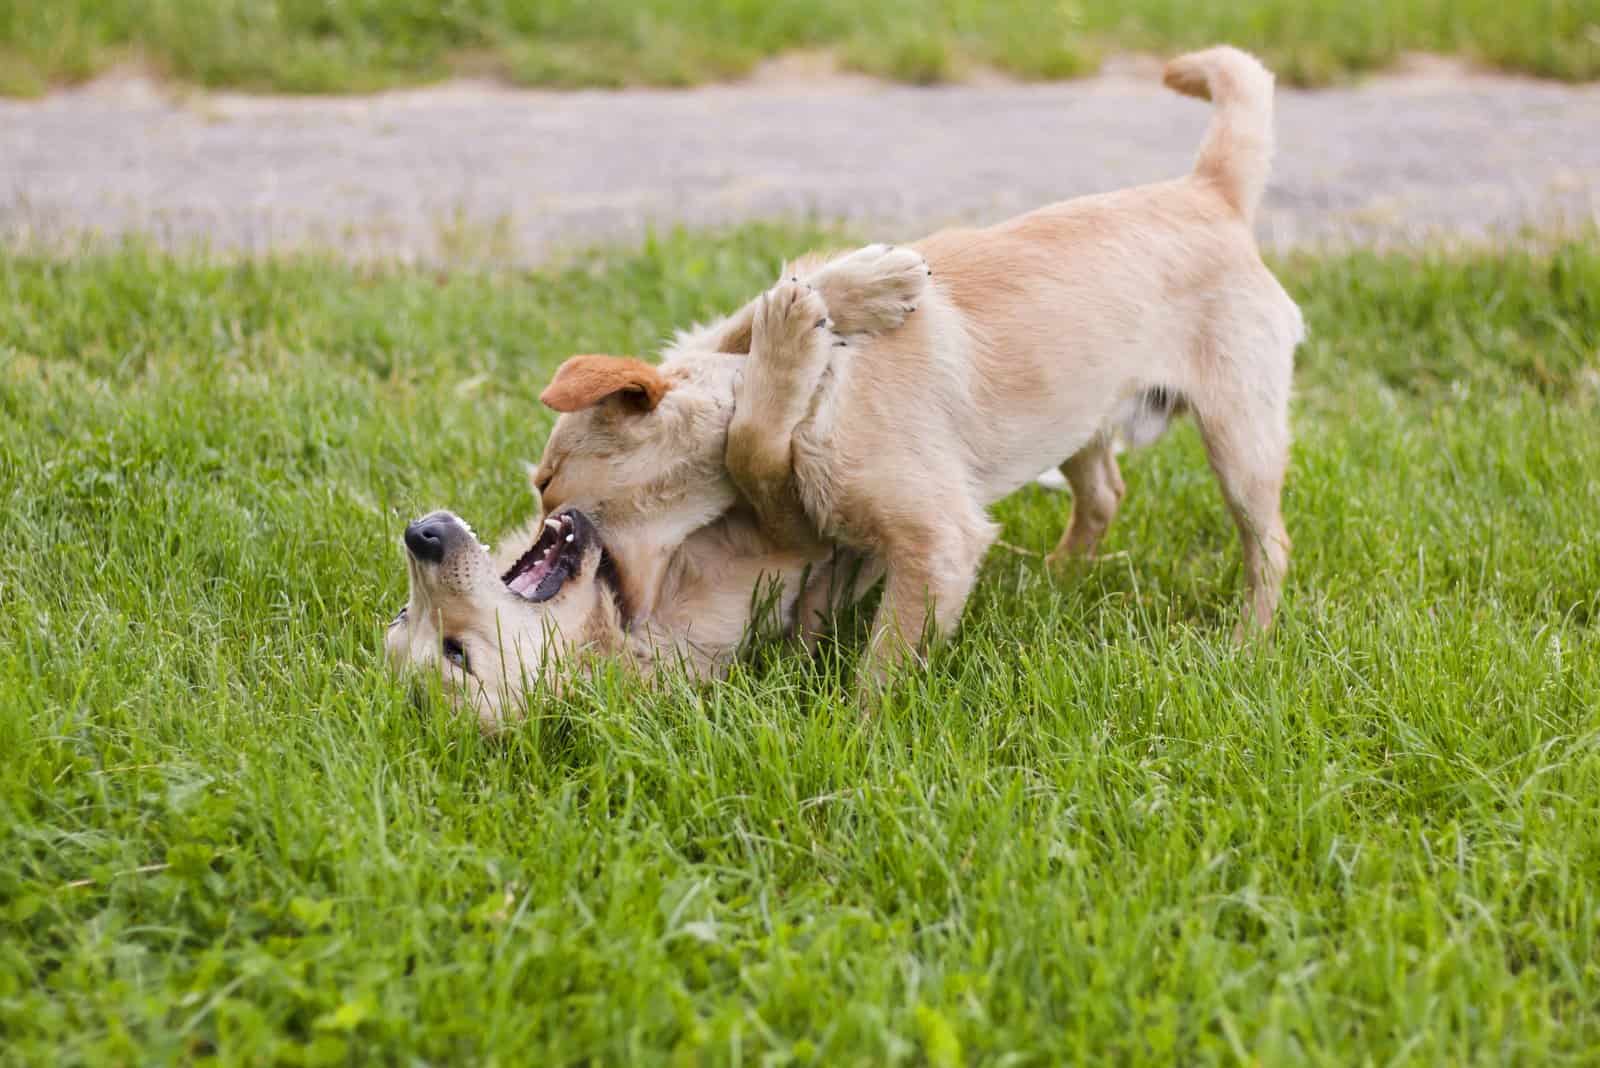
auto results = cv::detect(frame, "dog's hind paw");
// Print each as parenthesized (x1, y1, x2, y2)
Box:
(809, 244, 930, 337)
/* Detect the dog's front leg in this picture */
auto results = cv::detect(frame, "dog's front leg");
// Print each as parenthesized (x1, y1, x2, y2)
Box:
(726, 280, 835, 554)
(856, 509, 996, 698)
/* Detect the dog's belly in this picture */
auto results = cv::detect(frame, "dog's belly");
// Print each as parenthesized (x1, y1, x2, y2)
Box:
(967, 411, 1104, 503)
(799, 305, 1171, 540)
(961, 335, 1184, 505)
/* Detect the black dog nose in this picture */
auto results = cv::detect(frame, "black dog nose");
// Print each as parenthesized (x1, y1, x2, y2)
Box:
(404, 517, 455, 563)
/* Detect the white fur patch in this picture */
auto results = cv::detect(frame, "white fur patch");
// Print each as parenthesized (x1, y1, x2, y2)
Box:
(1033, 468, 1069, 491)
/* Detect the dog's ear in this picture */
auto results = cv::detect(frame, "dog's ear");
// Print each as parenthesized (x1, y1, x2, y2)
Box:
(540, 355, 670, 413)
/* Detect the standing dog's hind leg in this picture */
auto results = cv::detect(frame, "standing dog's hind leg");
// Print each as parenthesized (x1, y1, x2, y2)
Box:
(1046, 437, 1125, 564)
(1192, 379, 1292, 637)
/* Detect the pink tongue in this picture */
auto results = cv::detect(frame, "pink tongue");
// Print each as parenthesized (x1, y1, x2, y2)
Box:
(507, 521, 574, 597)
(508, 557, 551, 595)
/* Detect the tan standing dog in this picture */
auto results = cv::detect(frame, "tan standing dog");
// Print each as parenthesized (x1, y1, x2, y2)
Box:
(535, 46, 1303, 689)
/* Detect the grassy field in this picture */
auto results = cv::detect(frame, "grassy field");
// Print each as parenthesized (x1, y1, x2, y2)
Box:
(1, 0, 1598, 95)
(2, 227, 1599, 1064)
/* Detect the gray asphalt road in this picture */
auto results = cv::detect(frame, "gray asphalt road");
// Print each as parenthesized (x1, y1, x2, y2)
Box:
(3, 64, 1597, 260)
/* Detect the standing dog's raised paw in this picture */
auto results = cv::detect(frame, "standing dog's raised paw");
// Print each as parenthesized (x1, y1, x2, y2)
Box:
(753, 280, 835, 367)
(809, 244, 930, 337)
(728, 278, 842, 552)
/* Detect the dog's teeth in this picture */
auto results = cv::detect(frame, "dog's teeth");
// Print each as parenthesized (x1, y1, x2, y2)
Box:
(457, 521, 487, 552)
(565, 534, 574, 543)
(544, 518, 561, 533)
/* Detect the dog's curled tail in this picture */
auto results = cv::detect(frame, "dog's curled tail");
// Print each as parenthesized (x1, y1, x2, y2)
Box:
(1163, 46, 1275, 223)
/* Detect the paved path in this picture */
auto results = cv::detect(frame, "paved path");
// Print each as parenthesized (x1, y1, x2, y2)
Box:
(3, 65, 1598, 260)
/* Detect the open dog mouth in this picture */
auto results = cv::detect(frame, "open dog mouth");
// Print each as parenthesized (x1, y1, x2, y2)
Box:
(501, 508, 594, 602)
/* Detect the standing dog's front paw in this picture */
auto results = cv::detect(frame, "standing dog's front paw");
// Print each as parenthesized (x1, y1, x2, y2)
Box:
(730, 279, 839, 552)
(753, 280, 834, 363)
(810, 244, 930, 336)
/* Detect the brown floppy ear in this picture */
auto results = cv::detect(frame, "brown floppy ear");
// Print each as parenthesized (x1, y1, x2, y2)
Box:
(539, 355, 670, 413)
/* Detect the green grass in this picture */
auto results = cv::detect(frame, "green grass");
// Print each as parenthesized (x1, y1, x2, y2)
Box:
(1, 0, 1598, 96)
(2, 227, 1599, 1064)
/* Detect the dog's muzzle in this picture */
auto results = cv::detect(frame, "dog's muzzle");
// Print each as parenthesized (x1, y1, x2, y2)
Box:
(403, 512, 466, 564)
